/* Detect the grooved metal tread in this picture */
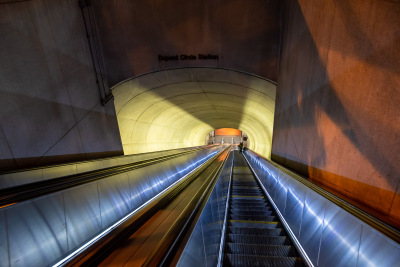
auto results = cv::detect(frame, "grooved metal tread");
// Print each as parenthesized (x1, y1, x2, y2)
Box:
(224, 254, 304, 267)
(228, 234, 291, 245)
(228, 226, 286, 236)
(227, 243, 297, 257)
(223, 152, 303, 266)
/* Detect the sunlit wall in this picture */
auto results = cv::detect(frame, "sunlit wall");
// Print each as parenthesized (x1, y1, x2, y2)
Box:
(113, 68, 276, 158)
(273, 0, 400, 227)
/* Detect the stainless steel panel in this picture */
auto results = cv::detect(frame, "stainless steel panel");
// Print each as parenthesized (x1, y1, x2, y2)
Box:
(319, 202, 362, 267)
(274, 170, 289, 214)
(98, 173, 131, 229)
(128, 167, 151, 209)
(165, 156, 184, 183)
(178, 151, 233, 266)
(0, 169, 43, 189)
(357, 226, 400, 267)
(268, 171, 286, 201)
(160, 159, 177, 185)
(7, 193, 67, 267)
(299, 188, 326, 265)
(0, 210, 9, 267)
(63, 182, 101, 250)
(42, 165, 77, 180)
(266, 162, 280, 192)
(177, 220, 206, 266)
(284, 177, 306, 238)
(145, 160, 169, 196)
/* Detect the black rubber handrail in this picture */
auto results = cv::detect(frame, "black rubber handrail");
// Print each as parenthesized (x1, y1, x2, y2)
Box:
(246, 150, 400, 244)
(0, 146, 211, 209)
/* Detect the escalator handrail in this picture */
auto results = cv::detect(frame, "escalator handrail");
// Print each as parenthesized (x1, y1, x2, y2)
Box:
(217, 148, 234, 267)
(0, 146, 212, 209)
(145, 146, 232, 266)
(60, 146, 229, 267)
(245, 150, 400, 244)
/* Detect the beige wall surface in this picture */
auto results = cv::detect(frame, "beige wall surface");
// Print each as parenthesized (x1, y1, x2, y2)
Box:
(91, 0, 281, 86)
(272, 0, 400, 227)
(0, 0, 123, 171)
(113, 68, 275, 158)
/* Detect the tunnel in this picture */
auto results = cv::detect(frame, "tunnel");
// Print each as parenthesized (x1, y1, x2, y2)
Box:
(0, 0, 399, 266)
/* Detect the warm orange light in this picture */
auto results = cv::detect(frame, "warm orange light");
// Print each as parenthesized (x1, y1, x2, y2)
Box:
(215, 128, 241, 136)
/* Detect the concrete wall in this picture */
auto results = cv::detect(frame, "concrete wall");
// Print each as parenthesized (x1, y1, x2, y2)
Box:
(0, 0, 123, 171)
(272, 0, 400, 227)
(91, 0, 281, 86)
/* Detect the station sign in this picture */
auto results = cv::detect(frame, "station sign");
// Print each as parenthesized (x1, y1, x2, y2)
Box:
(158, 54, 219, 61)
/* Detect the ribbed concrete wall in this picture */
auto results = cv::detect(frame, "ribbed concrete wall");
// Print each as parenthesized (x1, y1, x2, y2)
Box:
(272, 0, 400, 228)
(0, 0, 123, 171)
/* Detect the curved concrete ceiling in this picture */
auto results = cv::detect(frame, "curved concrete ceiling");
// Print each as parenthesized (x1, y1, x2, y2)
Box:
(112, 68, 276, 158)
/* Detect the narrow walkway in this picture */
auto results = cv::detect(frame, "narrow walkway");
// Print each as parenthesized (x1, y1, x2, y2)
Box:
(223, 151, 304, 266)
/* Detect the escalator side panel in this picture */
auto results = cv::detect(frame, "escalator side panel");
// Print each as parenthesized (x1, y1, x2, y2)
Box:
(244, 149, 400, 267)
(1, 146, 223, 267)
(177, 151, 234, 267)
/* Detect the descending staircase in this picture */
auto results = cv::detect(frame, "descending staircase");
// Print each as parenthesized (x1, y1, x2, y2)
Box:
(223, 151, 304, 266)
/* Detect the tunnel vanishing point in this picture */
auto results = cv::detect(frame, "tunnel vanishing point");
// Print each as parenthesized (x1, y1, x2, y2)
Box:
(0, 0, 399, 262)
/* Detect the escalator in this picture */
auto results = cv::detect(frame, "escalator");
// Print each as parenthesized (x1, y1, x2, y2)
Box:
(223, 151, 304, 266)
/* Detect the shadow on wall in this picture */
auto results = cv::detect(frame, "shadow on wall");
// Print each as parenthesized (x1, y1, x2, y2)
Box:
(272, 0, 400, 227)
(91, 0, 281, 84)
(112, 68, 275, 158)
(0, 91, 122, 172)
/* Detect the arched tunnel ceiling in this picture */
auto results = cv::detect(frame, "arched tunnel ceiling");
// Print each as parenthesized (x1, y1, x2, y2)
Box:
(113, 68, 276, 158)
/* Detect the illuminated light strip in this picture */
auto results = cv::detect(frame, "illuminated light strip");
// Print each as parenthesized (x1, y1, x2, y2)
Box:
(243, 153, 314, 267)
(53, 150, 219, 267)
(0, 203, 16, 209)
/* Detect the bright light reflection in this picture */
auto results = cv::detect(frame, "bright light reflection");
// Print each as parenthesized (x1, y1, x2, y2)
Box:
(53, 150, 218, 267)
(245, 152, 375, 266)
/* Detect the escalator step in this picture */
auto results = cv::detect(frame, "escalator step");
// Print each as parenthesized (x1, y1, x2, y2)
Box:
(230, 210, 274, 216)
(231, 198, 266, 203)
(229, 221, 280, 229)
(229, 227, 286, 236)
(231, 201, 268, 205)
(228, 234, 291, 245)
(231, 194, 264, 198)
(231, 196, 264, 200)
(230, 203, 268, 208)
(224, 254, 304, 267)
(231, 189, 262, 193)
(230, 207, 272, 212)
(226, 243, 298, 257)
(230, 214, 277, 222)
(232, 186, 259, 189)
(232, 182, 258, 186)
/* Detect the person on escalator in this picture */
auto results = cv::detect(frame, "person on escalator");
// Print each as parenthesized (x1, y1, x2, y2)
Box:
(238, 142, 243, 154)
